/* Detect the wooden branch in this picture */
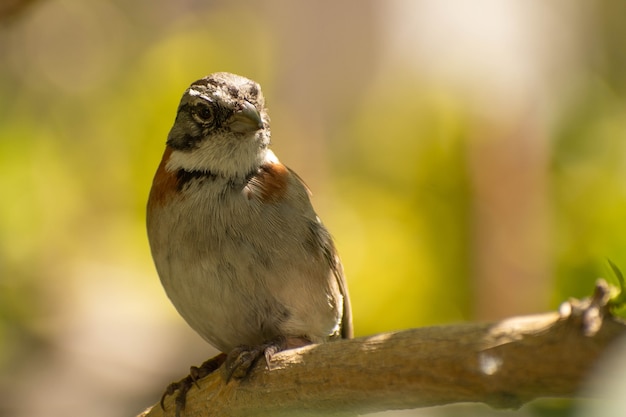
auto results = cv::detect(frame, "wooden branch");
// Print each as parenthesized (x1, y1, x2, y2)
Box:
(138, 281, 626, 417)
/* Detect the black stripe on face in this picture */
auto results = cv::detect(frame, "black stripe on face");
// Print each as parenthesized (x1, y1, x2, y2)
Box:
(166, 133, 201, 151)
(166, 103, 203, 151)
(178, 102, 193, 113)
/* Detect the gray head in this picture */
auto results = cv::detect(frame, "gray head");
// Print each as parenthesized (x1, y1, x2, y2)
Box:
(165, 72, 271, 178)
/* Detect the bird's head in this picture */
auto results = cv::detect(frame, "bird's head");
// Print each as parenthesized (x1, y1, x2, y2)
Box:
(165, 72, 271, 178)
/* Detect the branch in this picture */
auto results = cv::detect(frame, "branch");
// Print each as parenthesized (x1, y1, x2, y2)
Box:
(138, 280, 626, 417)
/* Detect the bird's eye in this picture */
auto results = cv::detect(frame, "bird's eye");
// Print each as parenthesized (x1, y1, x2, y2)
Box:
(192, 102, 215, 124)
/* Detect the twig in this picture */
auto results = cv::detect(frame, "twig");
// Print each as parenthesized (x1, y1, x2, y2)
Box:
(138, 280, 626, 417)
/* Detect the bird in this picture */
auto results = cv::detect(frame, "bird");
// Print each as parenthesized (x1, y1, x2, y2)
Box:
(146, 72, 352, 413)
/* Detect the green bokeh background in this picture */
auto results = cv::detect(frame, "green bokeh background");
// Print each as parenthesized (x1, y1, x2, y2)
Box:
(1, 1, 626, 416)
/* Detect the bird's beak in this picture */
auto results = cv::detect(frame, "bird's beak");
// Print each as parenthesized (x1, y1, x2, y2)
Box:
(230, 101, 264, 133)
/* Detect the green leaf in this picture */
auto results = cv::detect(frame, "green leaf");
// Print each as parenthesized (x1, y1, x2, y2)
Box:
(607, 259, 626, 309)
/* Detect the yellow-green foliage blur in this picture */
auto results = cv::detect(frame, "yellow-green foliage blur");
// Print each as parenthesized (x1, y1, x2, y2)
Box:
(1, 1, 626, 416)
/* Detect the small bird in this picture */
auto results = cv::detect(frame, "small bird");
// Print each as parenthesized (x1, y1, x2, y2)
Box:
(147, 72, 352, 412)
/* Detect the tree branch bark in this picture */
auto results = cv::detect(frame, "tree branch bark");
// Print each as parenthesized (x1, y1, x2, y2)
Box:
(138, 281, 626, 417)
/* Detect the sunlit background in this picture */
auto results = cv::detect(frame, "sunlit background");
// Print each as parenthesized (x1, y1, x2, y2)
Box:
(1, 0, 626, 416)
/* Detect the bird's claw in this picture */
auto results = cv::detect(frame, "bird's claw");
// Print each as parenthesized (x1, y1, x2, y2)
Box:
(222, 336, 311, 381)
(160, 353, 227, 417)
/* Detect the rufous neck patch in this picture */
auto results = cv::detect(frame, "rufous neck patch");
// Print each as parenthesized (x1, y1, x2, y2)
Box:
(148, 147, 179, 208)
(245, 162, 289, 203)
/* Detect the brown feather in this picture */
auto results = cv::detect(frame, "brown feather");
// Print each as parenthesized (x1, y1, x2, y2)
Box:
(245, 162, 290, 203)
(148, 147, 178, 208)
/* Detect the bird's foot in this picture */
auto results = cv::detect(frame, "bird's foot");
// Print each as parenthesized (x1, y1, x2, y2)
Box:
(160, 352, 227, 417)
(223, 336, 311, 381)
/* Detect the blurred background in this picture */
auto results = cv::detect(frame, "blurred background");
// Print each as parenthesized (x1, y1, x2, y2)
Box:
(1, 0, 626, 416)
